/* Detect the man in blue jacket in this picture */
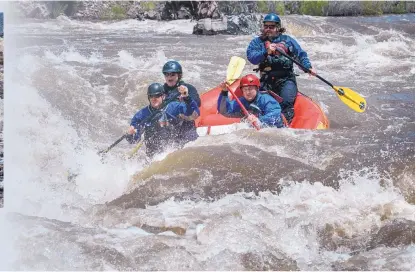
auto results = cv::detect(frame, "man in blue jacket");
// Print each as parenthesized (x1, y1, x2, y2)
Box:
(246, 13, 317, 123)
(162, 60, 201, 146)
(126, 83, 200, 158)
(217, 74, 283, 128)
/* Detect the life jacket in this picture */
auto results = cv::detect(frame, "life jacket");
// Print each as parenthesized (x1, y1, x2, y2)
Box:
(254, 39, 294, 79)
(164, 80, 186, 101)
(143, 105, 180, 156)
(246, 94, 288, 128)
(257, 90, 289, 127)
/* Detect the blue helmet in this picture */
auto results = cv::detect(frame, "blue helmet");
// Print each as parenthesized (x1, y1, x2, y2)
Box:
(263, 13, 281, 24)
(162, 61, 182, 74)
(147, 83, 165, 97)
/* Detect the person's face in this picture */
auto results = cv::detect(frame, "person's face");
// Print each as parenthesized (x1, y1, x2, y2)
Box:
(149, 94, 165, 109)
(241, 85, 258, 102)
(262, 22, 278, 38)
(164, 72, 180, 87)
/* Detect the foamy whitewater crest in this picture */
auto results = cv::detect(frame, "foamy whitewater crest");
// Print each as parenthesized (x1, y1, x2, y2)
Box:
(5, 52, 145, 220)
(192, 127, 334, 170)
(71, 151, 147, 204)
(146, 169, 414, 270)
(290, 25, 414, 84)
(115, 49, 204, 97)
(7, 81, 85, 219)
(225, 35, 253, 42)
(177, 60, 202, 84)
(85, 18, 194, 34)
(55, 17, 146, 31)
(11, 20, 65, 33)
(151, 19, 194, 35)
(116, 49, 168, 73)
(350, 32, 414, 71)
(44, 47, 104, 65)
(16, 17, 195, 35)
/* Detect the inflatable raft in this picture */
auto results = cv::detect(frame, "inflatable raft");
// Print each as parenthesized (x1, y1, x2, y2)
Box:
(195, 79, 329, 136)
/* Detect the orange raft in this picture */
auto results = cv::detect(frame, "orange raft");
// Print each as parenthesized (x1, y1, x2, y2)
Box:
(194, 79, 329, 135)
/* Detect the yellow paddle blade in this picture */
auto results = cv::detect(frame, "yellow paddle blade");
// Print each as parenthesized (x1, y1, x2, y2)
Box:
(226, 56, 246, 85)
(127, 140, 143, 158)
(333, 86, 367, 113)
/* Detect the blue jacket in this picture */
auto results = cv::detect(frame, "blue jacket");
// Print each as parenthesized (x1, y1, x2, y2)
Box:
(129, 98, 200, 156)
(164, 81, 201, 107)
(164, 81, 201, 143)
(217, 92, 283, 128)
(246, 35, 312, 71)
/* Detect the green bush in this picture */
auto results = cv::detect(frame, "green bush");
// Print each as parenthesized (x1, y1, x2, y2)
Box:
(101, 4, 127, 20)
(361, 1, 383, 15)
(111, 5, 126, 19)
(257, 1, 269, 13)
(391, 1, 406, 14)
(275, 2, 286, 15)
(300, 1, 329, 16)
(141, 1, 156, 11)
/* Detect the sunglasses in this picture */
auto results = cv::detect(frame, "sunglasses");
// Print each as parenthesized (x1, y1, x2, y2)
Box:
(149, 94, 164, 99)
(263, 24, 277, 30)
(164, 72, 177, 77)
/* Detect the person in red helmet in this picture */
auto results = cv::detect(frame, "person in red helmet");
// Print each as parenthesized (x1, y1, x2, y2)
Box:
(217, 74, 284, 128)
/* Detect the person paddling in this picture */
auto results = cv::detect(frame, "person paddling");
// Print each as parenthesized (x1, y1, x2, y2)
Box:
(126, 83, 200, 158)
(246, 13, 317, 124)
(217, 74, 283, 128)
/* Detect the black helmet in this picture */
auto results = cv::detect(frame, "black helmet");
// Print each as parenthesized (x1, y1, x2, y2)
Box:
(147, 83, 165, 97)
(263, 13, 281, 24)
(162, 60, 182, 74)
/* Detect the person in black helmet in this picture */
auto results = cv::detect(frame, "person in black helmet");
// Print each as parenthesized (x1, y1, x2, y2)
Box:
(246, 13, 317, 124)
(162, 60, 201, 146)
(126, 83, 200, 158)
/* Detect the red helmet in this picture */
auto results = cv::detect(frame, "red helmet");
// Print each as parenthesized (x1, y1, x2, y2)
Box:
(240, 74, 260, 88)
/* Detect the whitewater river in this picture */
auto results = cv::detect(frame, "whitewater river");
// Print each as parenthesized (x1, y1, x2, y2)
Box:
(0, 11, 414, 270)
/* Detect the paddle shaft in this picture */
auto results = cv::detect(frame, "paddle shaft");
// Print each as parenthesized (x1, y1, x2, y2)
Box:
(226, 85, 261, 131)
(97, 96, 180, 156)
(127, 140, 144, 158)
(275, 48, 334, 85)
(276, 48, 364, 109)
(98, 134, 126, 155)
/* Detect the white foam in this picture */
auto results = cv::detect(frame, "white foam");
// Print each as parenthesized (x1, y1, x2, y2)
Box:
(147, 169, 414, 270)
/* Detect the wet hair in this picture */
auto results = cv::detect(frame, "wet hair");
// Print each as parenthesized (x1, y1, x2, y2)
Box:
(278, 27, 286, 34)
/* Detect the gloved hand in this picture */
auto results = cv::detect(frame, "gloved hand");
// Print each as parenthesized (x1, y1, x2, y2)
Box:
(219, 81, 228, 96)
(246, 114, 260, 128)
(127, 125, 136, 135)
(308, 67, 317, 76)
(125, 133, 134, 143)
(274, 42, 289, 55)
(125, 125, 136, 143)
(265, 41, 274, 55)
(266, 42, 288, 56)
(178, 85, 188, 97)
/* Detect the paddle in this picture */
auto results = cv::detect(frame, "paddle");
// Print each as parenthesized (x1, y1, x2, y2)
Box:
(276, 48, 367, 113)
(68, 95, 185, 181)
(67, 136, 143, 182)
(126, 139, 144, 159)
(97, 134, 127, 156)
(226, 56, 261, 130)
(96, 95, 182, 158)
